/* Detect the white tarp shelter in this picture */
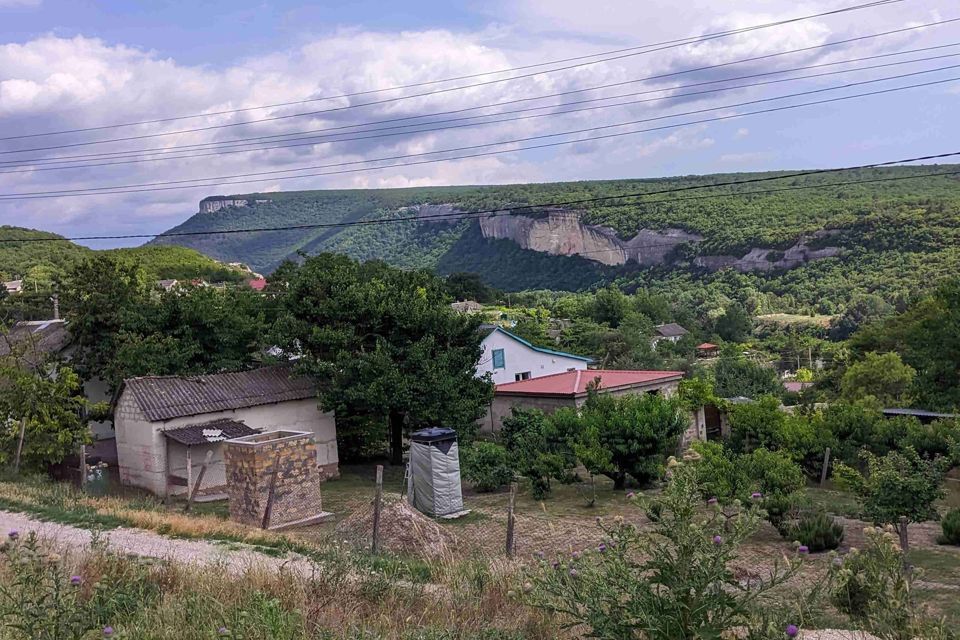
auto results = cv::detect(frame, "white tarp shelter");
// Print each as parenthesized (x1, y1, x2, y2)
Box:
(408, 427, 464, 517)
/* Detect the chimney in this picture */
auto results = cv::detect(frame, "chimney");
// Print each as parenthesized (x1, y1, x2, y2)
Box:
(51, 294, 60, 321)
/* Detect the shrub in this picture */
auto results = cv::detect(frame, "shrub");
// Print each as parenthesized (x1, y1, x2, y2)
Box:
(834, 447, 947, 527)
(501, 408, 576, 499)
(939, 508, 960, 546)
(743, 447, 806, 499)
(524, 460, 807, 639)
(783, 512, 844, 552)
(461, 441, 513, 493)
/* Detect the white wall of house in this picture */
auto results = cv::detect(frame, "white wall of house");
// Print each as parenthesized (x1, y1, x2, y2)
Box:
(115, 394, 338, 496)
(477, 329, 588, 385)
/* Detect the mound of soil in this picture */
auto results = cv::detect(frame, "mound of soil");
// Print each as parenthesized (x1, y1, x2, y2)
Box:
(335, 496, 459, 558)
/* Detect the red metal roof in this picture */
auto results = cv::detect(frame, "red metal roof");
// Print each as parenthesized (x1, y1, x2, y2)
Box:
(248, 277, 267, 291)
(697, 342, 718, 349)
(495, 369, 684, 397)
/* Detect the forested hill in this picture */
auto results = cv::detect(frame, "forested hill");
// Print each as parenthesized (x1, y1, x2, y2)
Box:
(0, 226, 249, 285)
(152, 165, 960, 310)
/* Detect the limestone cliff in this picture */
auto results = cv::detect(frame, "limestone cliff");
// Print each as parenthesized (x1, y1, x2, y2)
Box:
(199, 197, 271, 214)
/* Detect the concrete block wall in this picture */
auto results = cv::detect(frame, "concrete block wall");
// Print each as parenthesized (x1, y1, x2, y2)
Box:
(223, 431, 326, 529)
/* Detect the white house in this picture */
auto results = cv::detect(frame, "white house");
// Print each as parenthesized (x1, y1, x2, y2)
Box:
(477, 325, 591, 385)
(114, 366, 338, 498)
(651, 323, 689, 347)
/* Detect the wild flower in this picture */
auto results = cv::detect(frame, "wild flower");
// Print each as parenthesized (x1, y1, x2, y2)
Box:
(218, 627, 229, 636)
(569, 568, 579, 577)
(572, 551, 580, 560)
(8, 530, 19, 541)
(707, 497, 719, 505)
(597, 543, 607, 553)
(70, 575, 82, 586)
(713, 535, 723, 545)
(798, 545, 810, 554)
(103, 626, 114, 637)
(786, 624, 799, 637)
(751, 492, 763, 500)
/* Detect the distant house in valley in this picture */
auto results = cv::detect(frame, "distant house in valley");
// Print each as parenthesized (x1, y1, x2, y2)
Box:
(652, 323, 689, 346)
(3, 280, 22, 294)
(783, 381, 813, 394)
(477, 325, 591, 385)
(482, 369, 684, 433)
(157, 279, 179, 292)
(450, 300, 484, 314)
(247, 277, 267, 292)
(114, 366, 338, 498)
(696, 342, 720, 358)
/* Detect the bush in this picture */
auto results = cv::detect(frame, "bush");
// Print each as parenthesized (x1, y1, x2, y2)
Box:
(939, 508, 960, 545)
(783, 512, 844, 552)
(501, 408, 576, 499)
(461, 442, 514, 492)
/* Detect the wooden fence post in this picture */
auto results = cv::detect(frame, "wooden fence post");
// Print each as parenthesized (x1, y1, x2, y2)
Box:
(185, 450, 214, 513)
(819, 447, 831, 487)
(899, 516, 910, 552)
(12, 418, 26, 474)
(372, 465, 384, 553)
(505, 482, 517, 558)
(261, 452, 282, 530)
(79, 444, 87, 491)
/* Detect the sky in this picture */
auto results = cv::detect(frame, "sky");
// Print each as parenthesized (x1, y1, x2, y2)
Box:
(0, 0, 957, 248)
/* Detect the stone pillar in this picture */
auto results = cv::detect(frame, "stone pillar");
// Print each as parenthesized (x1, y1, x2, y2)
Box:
(223, 430, 331, 530)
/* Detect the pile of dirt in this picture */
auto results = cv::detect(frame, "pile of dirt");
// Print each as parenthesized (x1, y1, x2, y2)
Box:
(335, 496, 459, 558)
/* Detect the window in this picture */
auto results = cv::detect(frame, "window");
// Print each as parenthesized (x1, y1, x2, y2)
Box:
(492, 349, 505, 369)
(515, 371, 532, 381)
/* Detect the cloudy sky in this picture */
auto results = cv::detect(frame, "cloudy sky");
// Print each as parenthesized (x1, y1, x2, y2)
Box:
(0, 0, 957, 247)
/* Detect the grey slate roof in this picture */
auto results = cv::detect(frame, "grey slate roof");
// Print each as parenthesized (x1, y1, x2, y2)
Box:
(162, 418, 259, 446)
(124, 365, 316, 422)
(0, 320, 71, 369)
(654, 323, 689, 338)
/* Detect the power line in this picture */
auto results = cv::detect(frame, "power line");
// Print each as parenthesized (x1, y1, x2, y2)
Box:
(3, 74, 957, 200)
(8, 38, 957, 168)
(5, 13, 951, 157)
(0, 0, 905, 142)
(6, 51, 960, 174)
(0, 152, 955, 241)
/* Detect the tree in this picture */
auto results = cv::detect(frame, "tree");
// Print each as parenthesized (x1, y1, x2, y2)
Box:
(572, 389, 688, 489)
(589, 286, 630, 328)
(714, 304, 753, 342)
(274, 254, 493, 464)
(829, 294, 894, 341)
(712, 350, 783, 399)
(61, 254, 151, 386)
(840, 352, 916, 406)
(835, 448, 946, 530)
(445, 272, 497, 303)
(501, 407, 576, 498)
(0, 364, 96, 471)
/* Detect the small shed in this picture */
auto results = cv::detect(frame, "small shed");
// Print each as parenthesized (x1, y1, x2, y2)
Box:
(408, 428, 464, 517)
(115, 366, 339, 497)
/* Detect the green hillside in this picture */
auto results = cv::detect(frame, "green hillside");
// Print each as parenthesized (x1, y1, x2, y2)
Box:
(0, 227, 247, 285)
(151, 166, 960, 311)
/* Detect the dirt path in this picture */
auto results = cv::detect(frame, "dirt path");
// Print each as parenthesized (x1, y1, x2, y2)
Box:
(0, 510, 311, 573)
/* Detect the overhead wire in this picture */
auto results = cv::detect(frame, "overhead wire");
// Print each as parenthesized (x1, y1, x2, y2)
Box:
(5, 49, 960, 174)
(2, 74, 957, 200)
(0, 0, 906, 142)
(6, 36, 958, 168)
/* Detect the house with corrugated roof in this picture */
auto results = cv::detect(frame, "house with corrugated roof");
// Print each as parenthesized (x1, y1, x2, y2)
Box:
(114, 366, 338, 498)
(482, 369, 685, 433)
(652, 323, 689, 346)
(477, 325, 592, 385)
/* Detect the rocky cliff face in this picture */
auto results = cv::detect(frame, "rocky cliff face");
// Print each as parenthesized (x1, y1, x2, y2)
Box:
(428, 204, 839, 272)
(199, 197, 271, 214)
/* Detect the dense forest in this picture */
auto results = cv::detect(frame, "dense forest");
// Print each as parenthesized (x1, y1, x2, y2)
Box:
(153, 166, 960, 313)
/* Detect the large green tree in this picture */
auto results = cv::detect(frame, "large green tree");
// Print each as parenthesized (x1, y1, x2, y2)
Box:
(274, 254, 493, 464)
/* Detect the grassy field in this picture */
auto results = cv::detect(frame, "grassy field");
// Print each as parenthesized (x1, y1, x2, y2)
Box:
(3, 465, 960, 637)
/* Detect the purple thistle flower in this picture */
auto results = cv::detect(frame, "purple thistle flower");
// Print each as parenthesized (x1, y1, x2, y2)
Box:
(552, 562, 560, 570)
(218, 628, 229, 636)
(7, 530, 18, 541)
(707, 497, 718, 505)
(786, 624, 799, 638)
(569, 568, 579, 577)
(798, 545, 810, 555)
(751, 492, 763, 500)
(598, 543, 607, 553)
(103, 627, 114, 638)
(713, 535, 723, 545)
(70, 575, 82, 586)
(572, 551, 580, 560)
(626, 492, 636, 499)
